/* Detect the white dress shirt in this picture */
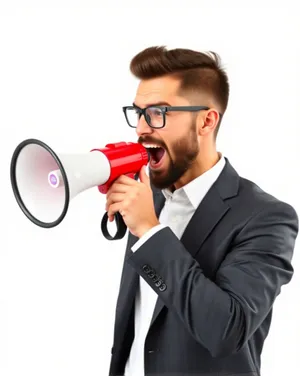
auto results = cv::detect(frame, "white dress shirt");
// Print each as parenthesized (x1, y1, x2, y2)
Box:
(124, 154, 226, 376)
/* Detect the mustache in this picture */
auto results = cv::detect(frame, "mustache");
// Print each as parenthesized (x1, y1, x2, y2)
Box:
(138, 137, 166, 149)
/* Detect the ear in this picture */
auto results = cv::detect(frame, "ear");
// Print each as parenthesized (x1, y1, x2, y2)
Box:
(198, 109, 220, 136)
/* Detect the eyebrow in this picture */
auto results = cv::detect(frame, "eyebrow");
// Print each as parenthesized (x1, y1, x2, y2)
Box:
(133, 101, 172, 108)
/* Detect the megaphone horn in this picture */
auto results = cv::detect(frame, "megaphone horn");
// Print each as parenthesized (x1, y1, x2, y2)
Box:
(10, 138, 149, 240)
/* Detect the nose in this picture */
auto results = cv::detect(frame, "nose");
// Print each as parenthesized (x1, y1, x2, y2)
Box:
(136, 115, 154, 137)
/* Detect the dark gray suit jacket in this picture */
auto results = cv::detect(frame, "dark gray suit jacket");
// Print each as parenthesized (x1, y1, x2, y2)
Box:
(108, 158, 298, 376)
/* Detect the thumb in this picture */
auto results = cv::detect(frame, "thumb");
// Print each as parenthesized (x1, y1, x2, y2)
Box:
(139, 165, 150, 185)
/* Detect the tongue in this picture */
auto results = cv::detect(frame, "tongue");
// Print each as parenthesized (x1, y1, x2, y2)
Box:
(156, 148, 165, 162)
(152, 148, 165, 164)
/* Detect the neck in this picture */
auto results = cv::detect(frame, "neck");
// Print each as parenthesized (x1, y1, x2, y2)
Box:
(173, 145, 220, 190)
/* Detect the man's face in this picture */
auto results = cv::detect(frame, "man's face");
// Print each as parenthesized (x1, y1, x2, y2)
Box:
(134, 76, 200, 190)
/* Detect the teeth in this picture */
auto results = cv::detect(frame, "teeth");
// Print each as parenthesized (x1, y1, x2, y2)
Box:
(143, 143, 161, 148)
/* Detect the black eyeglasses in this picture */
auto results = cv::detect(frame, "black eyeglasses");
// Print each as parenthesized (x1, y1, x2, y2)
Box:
(122, 105, 213, 129)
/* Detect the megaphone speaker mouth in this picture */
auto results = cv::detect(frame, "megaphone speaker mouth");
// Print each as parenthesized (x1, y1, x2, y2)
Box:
(10, 138, 70, 228)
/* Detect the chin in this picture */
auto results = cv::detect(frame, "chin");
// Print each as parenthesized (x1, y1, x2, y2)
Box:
(149, 172, 168, 190)
(149, 170, 176, 191)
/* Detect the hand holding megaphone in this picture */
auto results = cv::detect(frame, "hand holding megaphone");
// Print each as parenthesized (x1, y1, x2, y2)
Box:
(10, 139, 150, 240)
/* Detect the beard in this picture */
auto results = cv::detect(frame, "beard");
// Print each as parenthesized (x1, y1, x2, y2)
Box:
(138, 120, 199, 190)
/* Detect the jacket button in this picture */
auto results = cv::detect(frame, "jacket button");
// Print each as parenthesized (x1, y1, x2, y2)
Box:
(148, 270, 155, 278)
(142, 264, 151, 273)
(159, 283, 167, 291)
(155, 279, 162, 287)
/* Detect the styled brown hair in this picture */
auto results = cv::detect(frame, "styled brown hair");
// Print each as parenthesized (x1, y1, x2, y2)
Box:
(130, 46, 229, 135)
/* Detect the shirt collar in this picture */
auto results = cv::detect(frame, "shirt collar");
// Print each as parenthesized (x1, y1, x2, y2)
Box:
(162, 153, 226, 209)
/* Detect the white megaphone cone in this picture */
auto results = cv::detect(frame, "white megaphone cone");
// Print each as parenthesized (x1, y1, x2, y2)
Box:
(10, 138, 149, 240)
(46, 152, 111, 198)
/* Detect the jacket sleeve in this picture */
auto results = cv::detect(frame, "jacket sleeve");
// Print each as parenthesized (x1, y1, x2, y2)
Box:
(126, 201, 299, 357)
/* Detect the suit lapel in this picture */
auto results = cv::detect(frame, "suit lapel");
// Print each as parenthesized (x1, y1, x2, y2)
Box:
(150, 158, 240, 327)
(180, 185, 230, 256)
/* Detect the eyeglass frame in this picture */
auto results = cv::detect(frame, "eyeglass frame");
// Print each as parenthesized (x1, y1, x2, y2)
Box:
(122, 104, 222, 129)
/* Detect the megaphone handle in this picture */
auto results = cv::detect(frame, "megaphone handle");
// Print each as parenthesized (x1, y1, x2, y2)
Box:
(101, 172, 140, 240)
(101, 211, 127, 240)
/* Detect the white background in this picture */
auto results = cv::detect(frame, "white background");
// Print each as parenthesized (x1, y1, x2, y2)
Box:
(0, 1, 299, 375)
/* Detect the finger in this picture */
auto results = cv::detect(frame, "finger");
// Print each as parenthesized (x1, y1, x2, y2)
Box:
(139, 165, 150, 185)
(115, 174, 137, 186)
(107, 203, 122, 222)
(107, 183, 129, 196)
(105, 193, 125, 211)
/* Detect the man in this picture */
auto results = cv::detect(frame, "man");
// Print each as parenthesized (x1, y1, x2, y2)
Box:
(105, 46, 299, 376)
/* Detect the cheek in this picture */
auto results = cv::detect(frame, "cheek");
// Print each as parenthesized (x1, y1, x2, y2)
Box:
(161, 117, 191, 157)
(165, 142, 177, 163)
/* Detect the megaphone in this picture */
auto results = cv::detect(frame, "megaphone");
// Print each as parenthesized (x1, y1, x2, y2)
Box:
(10, 138, 149, 240)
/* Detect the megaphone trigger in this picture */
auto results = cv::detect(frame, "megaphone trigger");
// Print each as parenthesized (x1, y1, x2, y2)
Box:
(124, 172, 138, 180)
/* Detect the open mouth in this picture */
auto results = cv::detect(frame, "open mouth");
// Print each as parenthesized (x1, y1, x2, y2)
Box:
(143, 144, 166, 167)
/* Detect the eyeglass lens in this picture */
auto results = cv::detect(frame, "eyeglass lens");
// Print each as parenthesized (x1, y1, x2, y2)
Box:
(126, 106, 164, 128)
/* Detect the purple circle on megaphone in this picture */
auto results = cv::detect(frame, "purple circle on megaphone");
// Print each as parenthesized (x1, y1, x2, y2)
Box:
(49, 174, 58, 186)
